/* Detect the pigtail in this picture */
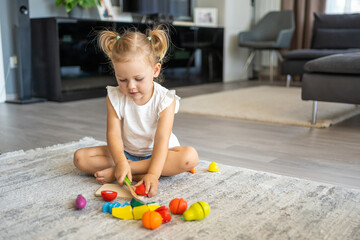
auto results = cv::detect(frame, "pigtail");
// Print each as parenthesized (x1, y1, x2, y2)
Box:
(98, 30, 119, 60)
(147, 25, 170, 64)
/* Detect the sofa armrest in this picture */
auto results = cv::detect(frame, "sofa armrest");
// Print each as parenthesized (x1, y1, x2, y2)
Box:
(276, 28, 294, 49)
(304, 52, 360, 74)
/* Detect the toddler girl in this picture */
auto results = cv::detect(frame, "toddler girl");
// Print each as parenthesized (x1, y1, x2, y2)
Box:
(73, 25, 199, 197)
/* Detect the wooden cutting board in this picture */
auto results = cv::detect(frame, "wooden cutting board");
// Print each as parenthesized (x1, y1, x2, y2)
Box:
(94, 184, 133, 199)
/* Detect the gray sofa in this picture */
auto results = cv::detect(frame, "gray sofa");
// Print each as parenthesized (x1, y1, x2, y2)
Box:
(302, 52, 360, 124)
(281, 13, 360, 86)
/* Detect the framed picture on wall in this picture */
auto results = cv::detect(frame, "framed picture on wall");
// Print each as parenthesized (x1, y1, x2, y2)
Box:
(194, 8, 218, 27)
(97, 0, 114, 20)
(97, 0, 132, 21)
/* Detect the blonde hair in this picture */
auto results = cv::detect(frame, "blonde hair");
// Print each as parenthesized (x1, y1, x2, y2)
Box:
(98, 25, 170, 82)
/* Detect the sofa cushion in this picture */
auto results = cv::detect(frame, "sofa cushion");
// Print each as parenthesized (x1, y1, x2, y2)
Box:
(304, 52, 360, 74)
(283, 49, 360, 60)
(313, 13, 360, 29)
(312, 29, 360, 49)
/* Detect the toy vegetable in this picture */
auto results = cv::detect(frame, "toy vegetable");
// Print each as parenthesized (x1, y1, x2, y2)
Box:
(189, 168, 196, 173)
(130, 198, 145, 207)
(135, 184, 147, 195)
(182, 201, 210, 221)
(75, 194, 86, 210)
(101, 190, 117, 201)
(155, 206, 171, 223)
(169, 198, 187, 215)
(142, 211, 162, 230)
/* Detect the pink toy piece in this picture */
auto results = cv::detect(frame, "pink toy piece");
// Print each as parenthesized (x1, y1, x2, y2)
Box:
(101, 190, 118, 202)
(75, 194, 87, 210)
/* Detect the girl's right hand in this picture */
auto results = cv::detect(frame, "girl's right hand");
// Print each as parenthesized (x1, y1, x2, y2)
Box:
(114, 161, 132, 186)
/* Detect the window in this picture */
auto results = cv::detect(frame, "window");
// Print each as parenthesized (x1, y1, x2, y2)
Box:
(326, 0, 360, 14)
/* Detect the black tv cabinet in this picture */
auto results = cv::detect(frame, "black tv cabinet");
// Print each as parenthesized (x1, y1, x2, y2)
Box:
(31, 17, 223, 102)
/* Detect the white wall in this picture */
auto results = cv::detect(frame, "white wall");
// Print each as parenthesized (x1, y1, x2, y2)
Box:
(255, 0, 281, 22)
(223, 0, 252, 82)
(0, 19, 6, 102)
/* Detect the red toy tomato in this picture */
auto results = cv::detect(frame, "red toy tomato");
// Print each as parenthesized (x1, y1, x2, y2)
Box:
(142, 211, 162, 230)
(155, 206, 172, 223)
(169, 198, 187, 215)
(101, 190, 117, 202)
(135, 184, 147, 196)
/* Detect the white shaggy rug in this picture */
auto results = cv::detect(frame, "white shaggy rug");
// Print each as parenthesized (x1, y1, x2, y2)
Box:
(179, 86, 360, 128)
(1, 137, 360, 240)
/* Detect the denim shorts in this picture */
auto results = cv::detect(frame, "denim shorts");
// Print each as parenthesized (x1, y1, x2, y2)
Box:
(124, 151, 152, 161)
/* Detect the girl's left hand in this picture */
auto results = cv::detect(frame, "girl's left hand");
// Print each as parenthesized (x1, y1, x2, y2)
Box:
(135, 174, 159, 198)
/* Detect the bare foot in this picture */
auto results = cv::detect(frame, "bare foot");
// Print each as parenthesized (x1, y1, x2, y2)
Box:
(94, 167, 116, 184)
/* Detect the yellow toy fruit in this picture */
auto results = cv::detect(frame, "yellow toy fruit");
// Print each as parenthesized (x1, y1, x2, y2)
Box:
(133, 205, 150, 220)
(183, 201, 210, 221)
(208, 162, 219, 172)
(147, 204, 160, 211)
(133, 204, 160, 220)
(112, 205, 133, 219)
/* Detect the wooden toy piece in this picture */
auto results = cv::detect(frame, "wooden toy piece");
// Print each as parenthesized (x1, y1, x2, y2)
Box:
(75, 194, 86, 210)
(169, 198, 187, 215)
(155, 206, 172, 223)
(101, 190, 117, 202)
(103, 202, 111, 213)
(103, 202, 126, 213)
(135, 184, 147, 195)
(182, 201, 210, 221)
(208, 162, 219, 172)
(147, 204, 160, 211)
(112, 205, 133, 219)
(142, 211, 163, 230)
(131, 198, 145, 208)
(123, 176, 142, 201)
(95, 184, 132, 199)
(131, 201, 160, 220)
(189, 168, 196, 173)
(133, 205, 150, 220)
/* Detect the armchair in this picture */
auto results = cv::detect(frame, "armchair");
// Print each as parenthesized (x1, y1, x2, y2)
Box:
(238, 10, 294, 81)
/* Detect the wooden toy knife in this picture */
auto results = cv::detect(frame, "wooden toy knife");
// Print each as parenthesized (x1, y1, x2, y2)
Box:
(123, 176, 142, 201)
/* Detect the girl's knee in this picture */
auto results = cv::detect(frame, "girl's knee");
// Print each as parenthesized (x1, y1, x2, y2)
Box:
(181, 146, 199, 170)
(73, 148, 87, 169)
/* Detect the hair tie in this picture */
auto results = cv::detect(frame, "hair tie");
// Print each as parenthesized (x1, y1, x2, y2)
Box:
(147, 37, 151, 41)
(116, 36, 120, 40)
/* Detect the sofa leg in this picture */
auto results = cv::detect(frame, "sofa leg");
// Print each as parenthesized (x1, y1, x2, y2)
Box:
(312, 101, 318, 124)
(286, 75, 291, 88)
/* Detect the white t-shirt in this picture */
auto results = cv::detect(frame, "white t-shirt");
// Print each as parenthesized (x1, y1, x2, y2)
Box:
(106, 82, 181, 156)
